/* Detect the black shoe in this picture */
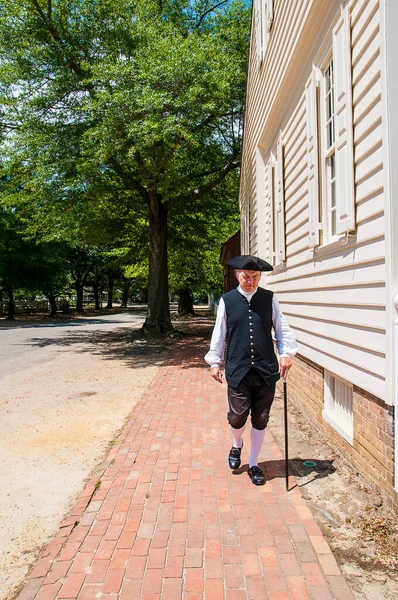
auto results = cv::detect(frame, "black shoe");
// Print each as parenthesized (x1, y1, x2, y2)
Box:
(228, 443, 243, 470)
(248, 465, 265, 486)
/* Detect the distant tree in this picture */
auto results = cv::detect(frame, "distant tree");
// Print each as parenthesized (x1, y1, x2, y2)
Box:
(0, 208, 37, 319)
(68, 244, 97, 313)
(32, 241, 71, 317)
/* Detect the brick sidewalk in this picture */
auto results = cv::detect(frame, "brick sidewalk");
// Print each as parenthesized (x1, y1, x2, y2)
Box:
(17, 332, 355, 600)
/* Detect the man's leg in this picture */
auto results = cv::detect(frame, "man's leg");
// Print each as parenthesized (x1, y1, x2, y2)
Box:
(248, 377, 276, 485)
(230, 425, 245, 449)
(249, 427, 266, 468)
(227, 377, 251, 469)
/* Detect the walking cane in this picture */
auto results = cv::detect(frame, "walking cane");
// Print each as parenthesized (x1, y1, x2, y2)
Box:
(283, 378, 289, 491)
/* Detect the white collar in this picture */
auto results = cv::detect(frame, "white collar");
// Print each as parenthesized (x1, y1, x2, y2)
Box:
(237, 285, 258, 303)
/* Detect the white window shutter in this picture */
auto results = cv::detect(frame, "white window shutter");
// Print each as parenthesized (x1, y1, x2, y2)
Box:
(267, 157, 274, 265)
(333, 6, 355, 234)
(276, 133, 286, 263)
(254, 0, 263, 66)
(305, 69, 320, 248)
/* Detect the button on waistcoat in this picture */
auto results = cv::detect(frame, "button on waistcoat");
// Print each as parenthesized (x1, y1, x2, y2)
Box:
(223, 288, 280, 388)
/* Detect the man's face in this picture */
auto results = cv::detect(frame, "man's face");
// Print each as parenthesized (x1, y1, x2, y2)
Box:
(236, 270, 261, 293)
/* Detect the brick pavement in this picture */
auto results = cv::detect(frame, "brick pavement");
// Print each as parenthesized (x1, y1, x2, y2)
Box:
(17, 331, 355, 600)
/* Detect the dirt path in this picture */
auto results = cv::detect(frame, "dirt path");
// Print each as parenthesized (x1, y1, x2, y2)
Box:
(0, 320, 172, 600)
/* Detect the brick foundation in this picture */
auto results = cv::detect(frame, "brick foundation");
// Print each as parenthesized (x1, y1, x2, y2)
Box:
(283, 354, 397, 511)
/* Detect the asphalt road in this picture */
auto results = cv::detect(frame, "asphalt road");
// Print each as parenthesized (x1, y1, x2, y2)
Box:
(0, 310, 147, 379)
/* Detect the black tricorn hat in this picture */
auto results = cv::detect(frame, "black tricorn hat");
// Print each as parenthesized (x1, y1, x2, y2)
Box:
(226, 254, 273, 272)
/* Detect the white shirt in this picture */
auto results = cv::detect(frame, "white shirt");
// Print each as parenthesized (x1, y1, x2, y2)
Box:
(204, 285, 298, 368)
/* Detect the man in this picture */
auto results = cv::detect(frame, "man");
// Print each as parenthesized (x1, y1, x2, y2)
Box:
(205, 255, 298, 485)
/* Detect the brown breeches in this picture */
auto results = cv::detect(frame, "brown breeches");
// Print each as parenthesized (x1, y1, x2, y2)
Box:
(227, 367, 276, 431)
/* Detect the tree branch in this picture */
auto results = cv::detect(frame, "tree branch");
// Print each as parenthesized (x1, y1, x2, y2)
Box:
(196, 1, 230, 28)
(29, 0, 87, 82)
(185, 156, 240, 203)
(107, 156, 149, 202)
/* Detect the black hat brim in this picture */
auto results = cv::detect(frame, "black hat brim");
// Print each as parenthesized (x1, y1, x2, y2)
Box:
(226, 255, 273, 272)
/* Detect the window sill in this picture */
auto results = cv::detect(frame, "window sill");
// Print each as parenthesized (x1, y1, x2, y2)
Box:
(309, 231, 357, 258)
(270, 261, 286, 274)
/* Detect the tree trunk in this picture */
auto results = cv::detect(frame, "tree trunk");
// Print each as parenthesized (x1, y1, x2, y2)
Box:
(177, 288, 195, 316)
(5, 284, 16, 320)
(48, 295, 58, 318)
(121, 280, 130, 308)
(143, 193, 172, 335)
(106, 277, 114, 309)
(76, 284, 84, 313)
(93, 284, 102, 310)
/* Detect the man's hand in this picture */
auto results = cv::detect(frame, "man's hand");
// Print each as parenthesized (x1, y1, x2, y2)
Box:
(210, 366, 223, 383)
(279, 357, 292, 380)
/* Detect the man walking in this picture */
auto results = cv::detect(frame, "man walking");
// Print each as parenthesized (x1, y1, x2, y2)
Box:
(205, 255, 298, 485)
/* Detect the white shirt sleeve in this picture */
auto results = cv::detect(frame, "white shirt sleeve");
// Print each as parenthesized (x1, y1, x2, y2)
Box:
(204, 297, 227, 367)
(272, 295, 299, 358)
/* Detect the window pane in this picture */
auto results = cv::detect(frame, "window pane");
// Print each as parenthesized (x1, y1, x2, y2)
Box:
(327, 120, 333, 149)
(331, 203, 337, 236)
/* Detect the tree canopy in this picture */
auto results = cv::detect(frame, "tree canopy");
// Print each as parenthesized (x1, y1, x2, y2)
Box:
(0, 0, 250, 329)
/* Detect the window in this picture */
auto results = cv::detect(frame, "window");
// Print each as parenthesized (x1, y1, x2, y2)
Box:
(323, 371, 353, 445)
(306, 5, 355, 248)
(254, 0, 274, 66)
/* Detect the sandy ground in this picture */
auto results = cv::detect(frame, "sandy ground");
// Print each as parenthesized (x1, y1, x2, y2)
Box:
(1, 310, 397, 600)
(0, 319, 170, 600)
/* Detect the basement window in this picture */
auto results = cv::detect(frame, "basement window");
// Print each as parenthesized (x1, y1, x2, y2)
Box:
(323, 371, 353, 445)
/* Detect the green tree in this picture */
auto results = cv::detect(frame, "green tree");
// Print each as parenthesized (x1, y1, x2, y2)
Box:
(0, 0, 250, 333)
(0, 208, 33, 319)
(169, 173, 240, 314)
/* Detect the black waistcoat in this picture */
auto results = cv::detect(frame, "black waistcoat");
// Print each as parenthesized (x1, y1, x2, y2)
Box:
(223, 287, 280, 388)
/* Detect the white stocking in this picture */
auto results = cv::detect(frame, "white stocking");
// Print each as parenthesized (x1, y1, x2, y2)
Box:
(229, 425, 245, 449)
(249, 427, 265, 467)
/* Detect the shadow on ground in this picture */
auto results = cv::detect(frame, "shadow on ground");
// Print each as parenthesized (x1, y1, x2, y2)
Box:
(0, 306, 147, 329)
(232, 458, 336, 489)
(22, 310, 214, 370)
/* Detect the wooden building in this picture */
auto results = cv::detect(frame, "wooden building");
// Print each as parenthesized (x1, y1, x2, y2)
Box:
(240, 0, 397, 507)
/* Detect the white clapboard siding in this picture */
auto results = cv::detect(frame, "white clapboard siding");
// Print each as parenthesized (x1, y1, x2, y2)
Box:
(294, 328, 385, 370)
(297, 339, 385, 399)
(285, 188, 308, 221)
(274, 260, 385, 293)
(352, 58, 381, 105)
(284, 129, 306, 178)
(281, 302, 386, 331)
(270, 241, 385, 285)
(354, 97, 382, 144)
(286, 215, 309, 247)
(356, 199, 384, 224)
(351, 0, 379, 48)
(240, 0, 387, 399)
(274, 285, 385, 308)
(287, 314, 386, 354)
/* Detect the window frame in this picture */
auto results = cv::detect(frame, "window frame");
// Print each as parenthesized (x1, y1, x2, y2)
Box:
(306, 5, 355, 250)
